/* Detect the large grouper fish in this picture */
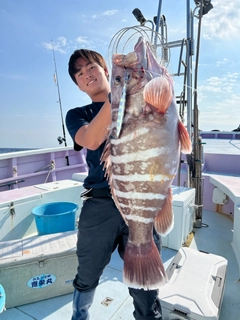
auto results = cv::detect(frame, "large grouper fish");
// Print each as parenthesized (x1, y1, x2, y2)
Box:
(101, 36, 192, 290)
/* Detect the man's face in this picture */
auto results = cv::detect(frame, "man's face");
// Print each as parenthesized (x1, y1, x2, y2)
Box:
(74, 57, 109, 98)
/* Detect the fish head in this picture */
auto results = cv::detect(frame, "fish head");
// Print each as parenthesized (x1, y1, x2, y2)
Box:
(111, 50, 147, 135)
(133, 36, 164, 79)
(110, 39, 154, 120)
(111, 36, 171, 103)
(110, 36, 175, 138)
(111, 52, 140, 101)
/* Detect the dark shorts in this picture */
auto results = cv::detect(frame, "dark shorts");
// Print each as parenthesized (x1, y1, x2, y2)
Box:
(73, 196, 163, 319)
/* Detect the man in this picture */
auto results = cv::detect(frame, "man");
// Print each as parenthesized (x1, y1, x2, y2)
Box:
(66, 48, 163, 320)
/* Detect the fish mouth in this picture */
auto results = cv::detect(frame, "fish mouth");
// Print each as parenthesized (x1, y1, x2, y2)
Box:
(87, 79, 96, 86)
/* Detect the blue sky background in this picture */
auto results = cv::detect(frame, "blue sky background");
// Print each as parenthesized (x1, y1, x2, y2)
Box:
(0, 0, 239, 148)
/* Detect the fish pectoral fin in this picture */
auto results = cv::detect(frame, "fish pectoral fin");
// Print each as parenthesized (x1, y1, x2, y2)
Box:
(154, 188, 174, 236)
(178, 120, 192, 154)
(143, 76, 172, 114)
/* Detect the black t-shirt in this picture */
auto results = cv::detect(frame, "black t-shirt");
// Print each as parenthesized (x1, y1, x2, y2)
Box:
(66, 102, 109, 189)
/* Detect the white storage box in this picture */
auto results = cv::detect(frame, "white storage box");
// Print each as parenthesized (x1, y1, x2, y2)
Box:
(162, 186, 195, 250)
(159, 247, 227, 320)
(0, 231, 77, 308)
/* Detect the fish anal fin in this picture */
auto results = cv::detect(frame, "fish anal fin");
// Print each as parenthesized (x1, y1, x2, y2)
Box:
(123, 239, 168, 290)
(154, 187, 174, 236)
(143, 76, 172, 114)
(178, 120, 192, 154)
(100, 140, 112, 179)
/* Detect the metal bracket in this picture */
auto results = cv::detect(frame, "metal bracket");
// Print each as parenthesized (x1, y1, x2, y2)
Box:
(39, 260, 45, 268)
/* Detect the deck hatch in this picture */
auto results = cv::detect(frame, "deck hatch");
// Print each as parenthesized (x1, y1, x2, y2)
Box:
(101, 297, 113, 307)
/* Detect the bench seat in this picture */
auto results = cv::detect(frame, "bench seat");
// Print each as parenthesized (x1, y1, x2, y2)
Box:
(210, 174, 240, 278)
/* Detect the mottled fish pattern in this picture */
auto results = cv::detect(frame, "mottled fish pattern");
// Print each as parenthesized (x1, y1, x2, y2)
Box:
(101, 37, 192, 289)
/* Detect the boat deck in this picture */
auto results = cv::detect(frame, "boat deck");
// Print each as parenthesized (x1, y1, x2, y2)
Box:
(1, 209, 239, 320)
(201, 135, 240, 155)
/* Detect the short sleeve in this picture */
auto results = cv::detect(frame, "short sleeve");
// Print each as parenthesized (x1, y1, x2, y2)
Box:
(65, 107, 89, 151)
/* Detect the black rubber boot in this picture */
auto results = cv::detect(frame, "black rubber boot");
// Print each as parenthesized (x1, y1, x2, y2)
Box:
(129, 288, 163, 319)
(71, 289, 95, 320)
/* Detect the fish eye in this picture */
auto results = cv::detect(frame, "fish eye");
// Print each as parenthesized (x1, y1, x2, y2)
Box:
(114, 76, 121, 85)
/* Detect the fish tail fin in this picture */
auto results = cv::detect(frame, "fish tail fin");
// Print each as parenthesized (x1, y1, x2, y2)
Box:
(123, 239, 168, 290)
(143, 76, 172, 114)
(154, 187, 174, 236)
(178, 120, 192, 154)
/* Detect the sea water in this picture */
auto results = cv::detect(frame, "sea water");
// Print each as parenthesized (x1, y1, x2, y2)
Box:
(0, 148, 35, 154)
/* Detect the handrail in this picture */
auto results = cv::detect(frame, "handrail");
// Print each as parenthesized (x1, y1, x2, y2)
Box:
(0, 180, 25, 190)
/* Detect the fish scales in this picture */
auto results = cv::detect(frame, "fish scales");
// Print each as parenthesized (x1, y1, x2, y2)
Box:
(101, 36, 192, 289)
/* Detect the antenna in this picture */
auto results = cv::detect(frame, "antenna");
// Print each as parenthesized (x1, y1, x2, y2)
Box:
(51, 37, 68, 148)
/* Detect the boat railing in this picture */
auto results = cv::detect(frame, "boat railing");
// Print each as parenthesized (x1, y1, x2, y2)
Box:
(0, 179, 25, 190)
(0, 146, 88, 191)
(200, 131, 240, 140)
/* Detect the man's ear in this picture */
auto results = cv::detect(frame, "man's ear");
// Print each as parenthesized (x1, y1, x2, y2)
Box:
(104, 67, 109, 79)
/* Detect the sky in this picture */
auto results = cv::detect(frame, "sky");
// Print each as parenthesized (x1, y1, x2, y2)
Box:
(0, 0, 240, 149)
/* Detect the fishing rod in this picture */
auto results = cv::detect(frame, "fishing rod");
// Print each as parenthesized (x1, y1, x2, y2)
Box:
(51, 38, 68, 148)
(51, 38, 69, 166)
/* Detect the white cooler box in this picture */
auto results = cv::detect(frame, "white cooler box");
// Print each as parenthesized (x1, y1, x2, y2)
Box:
(159, 247, 227, 320)
(0, 230, 78, 308)
(162, 186, 196, 250)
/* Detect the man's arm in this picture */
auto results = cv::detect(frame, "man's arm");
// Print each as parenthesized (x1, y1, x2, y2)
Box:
(74, 99, 111, 150)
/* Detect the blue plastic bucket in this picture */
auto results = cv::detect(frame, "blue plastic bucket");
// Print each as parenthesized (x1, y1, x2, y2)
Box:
(0, 284, 6, 313)
(32, 202, 78, 235)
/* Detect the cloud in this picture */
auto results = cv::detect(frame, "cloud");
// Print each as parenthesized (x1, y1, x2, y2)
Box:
(41, 34, 108, 54)
(92, 9, 118, 20)
(199, 72, 240, 95)
(199, 58, 240, 69)
(102, 10, 118, 16)
(198, 71, 240, 130)
(201, 0, 240, 40)
(76, 36, 92, 47)
(42, 37, 69, 54)
(199, 93, 240, 130)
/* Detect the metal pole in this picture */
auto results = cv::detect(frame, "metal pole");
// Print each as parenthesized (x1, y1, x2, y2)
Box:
(186, 0, 193, 141)
(154, 0, 163, 46)
(155, 0, 163, 33)
(193, 0, 204, 227)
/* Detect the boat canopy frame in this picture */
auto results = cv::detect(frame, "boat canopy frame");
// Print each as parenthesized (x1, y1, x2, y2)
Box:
(131, 0, 213, 228)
